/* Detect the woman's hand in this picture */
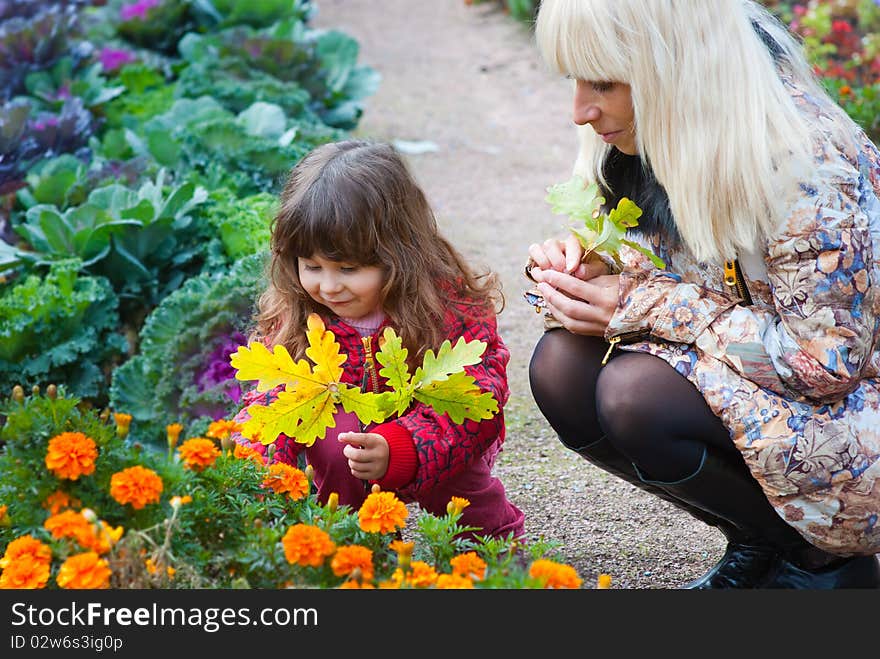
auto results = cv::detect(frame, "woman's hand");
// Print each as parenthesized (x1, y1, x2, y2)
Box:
(536, 270, 620, 336)
(527, 236, 609, 281)
(338, 432, 390, 481)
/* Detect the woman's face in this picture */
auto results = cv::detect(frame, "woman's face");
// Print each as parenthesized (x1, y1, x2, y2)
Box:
(572, 80, 637, 155)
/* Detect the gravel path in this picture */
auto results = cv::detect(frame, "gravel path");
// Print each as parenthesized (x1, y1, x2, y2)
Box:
(312, 0, 726, 589)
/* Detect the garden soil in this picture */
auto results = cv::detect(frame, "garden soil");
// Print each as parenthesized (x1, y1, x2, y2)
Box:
(312, 0, 725, 588)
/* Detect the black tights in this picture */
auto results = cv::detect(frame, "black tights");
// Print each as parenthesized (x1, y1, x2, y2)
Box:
(529, 330, 740, 482)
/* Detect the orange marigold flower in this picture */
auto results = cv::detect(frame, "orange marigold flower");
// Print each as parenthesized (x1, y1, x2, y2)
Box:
(597, 573, 612, 589)
(358, 490, 408, 534)
(0, 534, 52, 569)
(45, 432, 97, 480)
(839, 84, 852, 96)
(436, 573, 475, 589)
(56, 552, 111, 589)
(44, 510, 94, 547)
(446, 496, 471, 516)
(529, 559, 583, 589)
(388, 539, 414, 557)
(281, 524, 336, 567)
(110, 466, 163, 509)
(450, 552, 487, 581)
(262, 463, 309, 500)
(338, 579, 375, 589)
(0, 558, 50, 589)
(206, 419, 242, 440)
(233, 443, 264, 465)
(42, 490, 79, 515)
(0, 504, 6, 518)
(400, 561, 438, 588)
(331, 545, 374, 581)
(177, 438, 220, 471)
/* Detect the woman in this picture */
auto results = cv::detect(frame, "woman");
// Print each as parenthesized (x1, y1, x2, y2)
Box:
(526, 0, 880, 588)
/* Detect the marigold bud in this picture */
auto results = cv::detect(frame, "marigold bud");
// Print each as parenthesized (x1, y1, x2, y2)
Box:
(46, 384, 57, 400)
(371, 483, 381, 494)
(32, 385, 40, 396)
(327, 492, 339, 514)
(11, 385, 24, 403)
(220, 436, 235, 453)
(304, 464, 314, 483)
(81, 508, 97, 523)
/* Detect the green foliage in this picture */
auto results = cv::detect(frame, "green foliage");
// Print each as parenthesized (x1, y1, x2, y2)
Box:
(200, 190, 276, 261)
(0, 261, 126, 401)
(13, 169, 210, 317)
(545, 175, 666, 269)
(109, 253, 266, 442)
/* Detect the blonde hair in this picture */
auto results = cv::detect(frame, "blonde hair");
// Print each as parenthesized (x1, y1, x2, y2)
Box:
(536, 0, 849, 262)
(256, 140, 502, 363)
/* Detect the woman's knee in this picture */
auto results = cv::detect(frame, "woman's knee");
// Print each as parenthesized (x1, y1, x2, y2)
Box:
(528, 330, 605, 402)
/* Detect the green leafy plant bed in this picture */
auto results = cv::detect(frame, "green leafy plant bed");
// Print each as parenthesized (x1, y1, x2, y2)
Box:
(0, 387, 586, 589)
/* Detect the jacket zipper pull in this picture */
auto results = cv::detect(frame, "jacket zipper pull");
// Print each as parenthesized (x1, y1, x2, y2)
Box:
(723, 260, 737, 288)
(601, 336, 621, 365)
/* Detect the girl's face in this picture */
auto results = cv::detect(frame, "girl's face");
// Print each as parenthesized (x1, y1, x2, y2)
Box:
(298, 253, 385, 321)
(572, 80, 637, 155)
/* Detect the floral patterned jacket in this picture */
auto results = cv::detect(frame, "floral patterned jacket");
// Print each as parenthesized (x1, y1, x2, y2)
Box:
(604, 82, 880, 555)
(232, 301, 510, 501)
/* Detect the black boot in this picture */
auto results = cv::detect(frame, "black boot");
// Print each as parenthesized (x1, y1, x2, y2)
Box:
(570, 437, 776, 588)
(641, 446, 880, 589)
(762, 554, 880, 589)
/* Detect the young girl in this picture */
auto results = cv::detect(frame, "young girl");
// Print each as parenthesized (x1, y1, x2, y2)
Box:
(232, 139, 524, 540)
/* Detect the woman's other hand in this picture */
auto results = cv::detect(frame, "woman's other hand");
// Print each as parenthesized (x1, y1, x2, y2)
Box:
(535, 270, 619, 336)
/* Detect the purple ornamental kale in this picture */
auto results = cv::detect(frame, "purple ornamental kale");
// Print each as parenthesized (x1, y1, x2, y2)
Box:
(195, 331, 248, 405)
(120, 0, 161, 22)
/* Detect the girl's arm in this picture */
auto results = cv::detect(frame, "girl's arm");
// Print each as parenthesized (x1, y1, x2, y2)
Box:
(604, 150, 878, 404)
(372, 308, 511, 496)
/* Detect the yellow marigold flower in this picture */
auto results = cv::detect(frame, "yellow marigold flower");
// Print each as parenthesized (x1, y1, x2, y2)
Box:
(0, 504, 7, 518)
(145, 558, 158, 575)
(446, 496, 471, 516)
(0, 557, 50, 589)
(88, 522, 124, 555)
(166, 423, 184, 449)
(44, 510, 94, 547)
(0, 534, 52, 569)
(42, 491, 79, 515)
(56, 552, 111, 589)
(233, 443, 264, 465)
(109, 466, 163, 509)
(338, 579, 375, 589)
(358, 490, 408, 534)
(113, 412, 132, 439)
(262, 463, 309, 500)
(206, 419, 242, 440)
(331, 545, 374, 581)
(529, 559, 583, 589)
(450, 552, 487, 581)
(597, 573, 612, 589)
(45, 432, 97, 480)
(436, 573, 475, 589)
(281, 524, 336, 568)
(177, 437, 221, 471)
(389, 539, 414, 557)
(166, 566, 175, 579)
(170, 495, 192, 509)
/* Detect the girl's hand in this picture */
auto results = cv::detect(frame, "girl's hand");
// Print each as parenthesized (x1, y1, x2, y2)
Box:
(339, 432, 390, 481)
(527, 236, 609, 282)
(536, 271, 620, 336)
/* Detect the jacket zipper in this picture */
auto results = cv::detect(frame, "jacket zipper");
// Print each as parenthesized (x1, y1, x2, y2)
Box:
(723, 259, 753, 306)
(601, 330, 651, 365)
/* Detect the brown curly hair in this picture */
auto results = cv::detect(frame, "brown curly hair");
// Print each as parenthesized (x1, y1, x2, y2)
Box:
(254, 140, 503, 363)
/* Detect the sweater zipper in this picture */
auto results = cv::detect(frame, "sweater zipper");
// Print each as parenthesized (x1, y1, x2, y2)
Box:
(361, 336, 380, 393)
(601, 330, 651, 365)
(723, 259, 753, 306)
